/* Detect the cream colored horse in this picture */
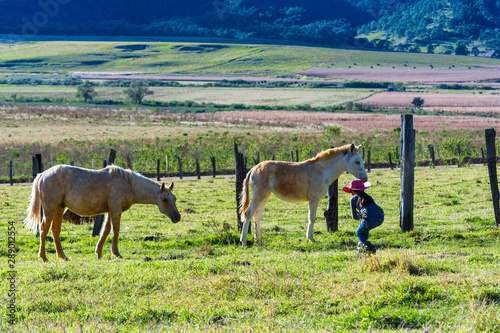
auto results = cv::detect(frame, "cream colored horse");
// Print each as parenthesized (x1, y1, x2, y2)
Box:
(239, 143, 367, 246)
(24, 165, 181, 262)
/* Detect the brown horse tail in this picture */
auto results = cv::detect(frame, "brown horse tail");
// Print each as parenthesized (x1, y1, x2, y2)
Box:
(238, 166, 255, 220)
(24, 173, 43, 235)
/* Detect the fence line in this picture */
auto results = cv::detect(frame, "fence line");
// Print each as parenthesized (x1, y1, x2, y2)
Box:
(14, 126, 500, 239)
(3, 142, 500, 184)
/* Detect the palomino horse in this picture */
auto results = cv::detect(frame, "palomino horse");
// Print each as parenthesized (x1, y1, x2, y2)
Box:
(239, 143, 367, 246)
(24, 165, 181, 262)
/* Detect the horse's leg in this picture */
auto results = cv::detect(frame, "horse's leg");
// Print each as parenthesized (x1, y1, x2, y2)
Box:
(307, 198, 320, 242)
(50, 208, 68, 261)
(38, 210, 54, 263)
(253, 193, 271, 244)
(95, 214, 111, 259)
(109, 211, 123, 259)
(240, 189, 269, 246)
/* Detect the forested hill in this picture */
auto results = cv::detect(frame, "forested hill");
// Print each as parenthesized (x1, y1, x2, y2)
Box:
(1, 0, 499, 53)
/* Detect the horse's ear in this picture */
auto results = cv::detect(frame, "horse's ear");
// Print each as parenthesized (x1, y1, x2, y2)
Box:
(350, 143, 356, 153)
(169, 182, 174, 191)
(355, 143, 362, 151)
(161, 183, 166, 192)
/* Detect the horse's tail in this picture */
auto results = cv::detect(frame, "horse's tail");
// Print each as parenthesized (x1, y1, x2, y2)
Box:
(24, 173, 43, 235)
(238, 166, 256, 220)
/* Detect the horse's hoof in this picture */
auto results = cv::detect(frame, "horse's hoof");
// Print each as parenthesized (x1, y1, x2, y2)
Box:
(40, 257, 49, 263)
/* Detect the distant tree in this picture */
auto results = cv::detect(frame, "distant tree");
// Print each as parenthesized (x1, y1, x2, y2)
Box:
(123, 81, 153, 104)
(411, 97, 424, 108)
(492, 50, 500, 58)
(441, 44, 455, 54)
(455, 43, 469, 56)
(409, 46, 421, 53)
(75, 82, 97, 102)
(426, 44, 435, 53)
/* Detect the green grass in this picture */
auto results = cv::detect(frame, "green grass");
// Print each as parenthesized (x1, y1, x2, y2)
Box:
(0, 167, 499, 331)
(0, 85, 376, 107)
(1, 41, 499, 76)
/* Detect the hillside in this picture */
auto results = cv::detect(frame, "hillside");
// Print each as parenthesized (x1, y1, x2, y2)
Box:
(0, 0, 499, 53)
(354, 0, 500, 51)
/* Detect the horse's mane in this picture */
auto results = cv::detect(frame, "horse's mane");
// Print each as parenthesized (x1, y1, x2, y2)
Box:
(106, 165, 159, 188)
(305, 144, 352, 163)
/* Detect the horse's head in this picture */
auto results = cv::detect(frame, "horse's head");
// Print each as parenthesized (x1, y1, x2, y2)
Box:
(345, 143, 368, 182)
(158, 182, 181, 223)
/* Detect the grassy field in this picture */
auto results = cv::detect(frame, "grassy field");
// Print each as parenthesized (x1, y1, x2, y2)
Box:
(1, 41, 500, 76)
(0, 40, 499, 331)
(0, 85, 376, 107)
(0, 103, 494, 180)
(0, 166, 499, 331)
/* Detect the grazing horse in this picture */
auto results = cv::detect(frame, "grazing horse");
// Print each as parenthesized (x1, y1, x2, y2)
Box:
(239, 143, 367, 246)
(24, 165, 181, 262)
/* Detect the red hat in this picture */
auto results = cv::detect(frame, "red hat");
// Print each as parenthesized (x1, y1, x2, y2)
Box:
(343, 179, 371, 193)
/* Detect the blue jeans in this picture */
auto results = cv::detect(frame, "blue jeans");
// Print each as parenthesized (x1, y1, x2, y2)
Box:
(356, 214, 384, 244)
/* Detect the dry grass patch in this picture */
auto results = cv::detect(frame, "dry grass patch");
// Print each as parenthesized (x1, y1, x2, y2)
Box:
(295, 68, 500, 84)
(360, 92, 500, 115)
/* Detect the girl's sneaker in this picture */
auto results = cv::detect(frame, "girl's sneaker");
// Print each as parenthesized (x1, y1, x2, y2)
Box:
(364, 241, 377, 254)
(357, 242, 365, 253)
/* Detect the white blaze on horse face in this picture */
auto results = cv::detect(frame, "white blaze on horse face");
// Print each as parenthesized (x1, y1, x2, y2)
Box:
(346, 151, 368, 182)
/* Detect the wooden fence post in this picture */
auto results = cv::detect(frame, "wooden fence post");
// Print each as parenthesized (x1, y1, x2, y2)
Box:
(324, 179, 339, 232)
(93, 149, 116, 237)
(388, 153, 394, 170)
(195, 159, 201, 179)
(290, 151, 294, 162)
(92, 215, 105, 237)
(32, 154, 43, 238)
(177, 156, 183, 179)
(127, 155, 133, 170)
(485, 128, 500, 227)
(427, 144, 435, 167)
(235, 142, 247, 231)
(367, 150, 371, 173)
(210, 154, 216, 177)
(9, 161, 13, 186)
(157, 159, 161, 181)
(252, 152, 260, 165)
(32, 154, 43, 181)
(482, 147, 485, 163)
(457, 144, 462, 156)
(295, 150, 299, 162)
(108, 149, 116, 165)
(400, 114, 415, 232)
(166, 155, 169, 172)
